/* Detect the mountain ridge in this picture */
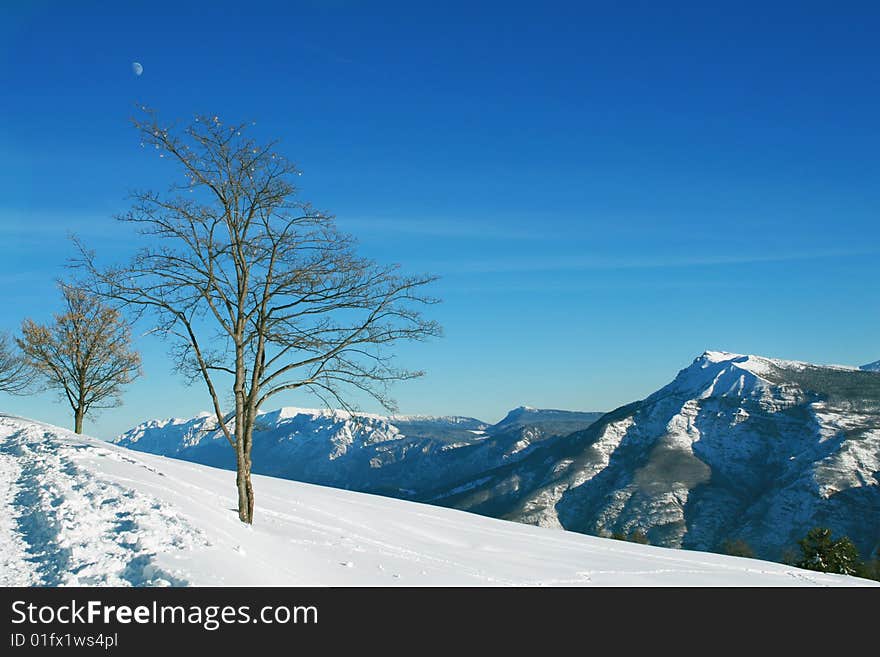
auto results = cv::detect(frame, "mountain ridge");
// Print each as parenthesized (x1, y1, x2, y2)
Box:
(436, 351, 880, 561)
(114, 350, 880, 563)
(115, 405, 603, 498)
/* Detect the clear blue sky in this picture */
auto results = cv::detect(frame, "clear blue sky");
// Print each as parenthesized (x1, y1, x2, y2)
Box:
(1, 1, 878, 438)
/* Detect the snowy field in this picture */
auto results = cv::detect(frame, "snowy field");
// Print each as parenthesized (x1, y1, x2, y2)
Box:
(0, 414, 874, 587)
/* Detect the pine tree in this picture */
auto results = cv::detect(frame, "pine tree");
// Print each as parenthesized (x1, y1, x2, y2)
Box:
(795, 527, 863, 576)
(859, 558, 880, 581)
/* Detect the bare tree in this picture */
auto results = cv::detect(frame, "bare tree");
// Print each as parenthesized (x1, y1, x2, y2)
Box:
(0, 332, 32, 395)
(77, 108, 440, 523)
(18, 285, 142, 434)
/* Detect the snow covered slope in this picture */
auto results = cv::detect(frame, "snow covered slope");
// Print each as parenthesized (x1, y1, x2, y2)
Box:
(115, 406, 601, 499)
(2, 413, 870, 586)
(440, 351, 880, 561)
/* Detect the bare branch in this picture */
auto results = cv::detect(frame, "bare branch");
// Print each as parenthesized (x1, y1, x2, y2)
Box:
(73, 107, 441, 522)
(17, 284, 142, 433)
(0, 332, 35, 395)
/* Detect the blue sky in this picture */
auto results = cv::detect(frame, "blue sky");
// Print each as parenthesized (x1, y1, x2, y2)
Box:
(1, 1, 878, 438)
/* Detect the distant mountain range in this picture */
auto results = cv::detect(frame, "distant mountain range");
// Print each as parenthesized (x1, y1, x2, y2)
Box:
(116, 351, 880, 562)
(115, 406, 603, 499)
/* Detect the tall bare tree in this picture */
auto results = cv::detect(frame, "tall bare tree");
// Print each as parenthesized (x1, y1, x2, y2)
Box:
(0, 332, 32, 395)
(78, 109, 440, 523)
(18, 285, 142, 433)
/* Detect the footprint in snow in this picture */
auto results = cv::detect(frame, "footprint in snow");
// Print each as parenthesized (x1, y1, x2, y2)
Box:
(340, 561, 354, 568)
(233, 545, 246, 556)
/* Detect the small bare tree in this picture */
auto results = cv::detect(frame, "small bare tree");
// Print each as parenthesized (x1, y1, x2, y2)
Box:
(18, 285, 142, 434)
(78, 108, 440, 523)
(0, 332, 32, 395)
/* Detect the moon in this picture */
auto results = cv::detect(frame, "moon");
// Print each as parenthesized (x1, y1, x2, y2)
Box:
(132, 62, 143, 77)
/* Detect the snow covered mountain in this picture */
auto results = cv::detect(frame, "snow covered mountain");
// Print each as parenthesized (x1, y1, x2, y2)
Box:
(491, 406, 605, 440)
(861, 360, 880, 372)
(1, 414, 871, 586)
(438, 351, 880, 562)
(114, 406, 601, 499)
(113, 351, 879, 564)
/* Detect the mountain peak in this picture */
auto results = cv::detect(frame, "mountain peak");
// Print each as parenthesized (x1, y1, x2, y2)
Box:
(699, 350, 748, 363)
(861, 360, 880, 372)
(663, 350, 870, 404)
(657, 352, 770, 402)
(496, 406, 537, 423)
(696, 350, 861, 374)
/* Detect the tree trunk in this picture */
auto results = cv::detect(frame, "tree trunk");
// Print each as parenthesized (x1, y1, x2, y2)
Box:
(233, 340, 254, 523)
(74, 407, 84, 434)
(235, 418, 255, 524)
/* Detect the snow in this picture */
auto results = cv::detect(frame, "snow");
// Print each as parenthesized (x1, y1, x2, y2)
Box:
(264, 406, 388, 422)
(468, 351, 879, 561)
(0, 448, 36, 585)
(701, 350, 861, 375)
(391, 414, 484, 424)
(658, 351, 860, 403)
(1, 413, 874, 587)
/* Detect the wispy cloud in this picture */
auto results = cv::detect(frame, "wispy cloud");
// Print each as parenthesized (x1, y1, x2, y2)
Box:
(429, 248, 880, 274)
(0, 209, 117, 235)
(0, 209, 135, 249)
(337, 217, 558, 241)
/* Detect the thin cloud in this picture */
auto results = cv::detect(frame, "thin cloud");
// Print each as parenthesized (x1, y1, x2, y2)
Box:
(338, 217, 556, 241)
(430, 248, 879, 274)
(0, 210, 135, 249)
(0, 209, 117, 236)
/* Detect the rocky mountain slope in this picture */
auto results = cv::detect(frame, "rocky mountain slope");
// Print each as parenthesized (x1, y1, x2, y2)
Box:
(436, 352, 880, 561)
